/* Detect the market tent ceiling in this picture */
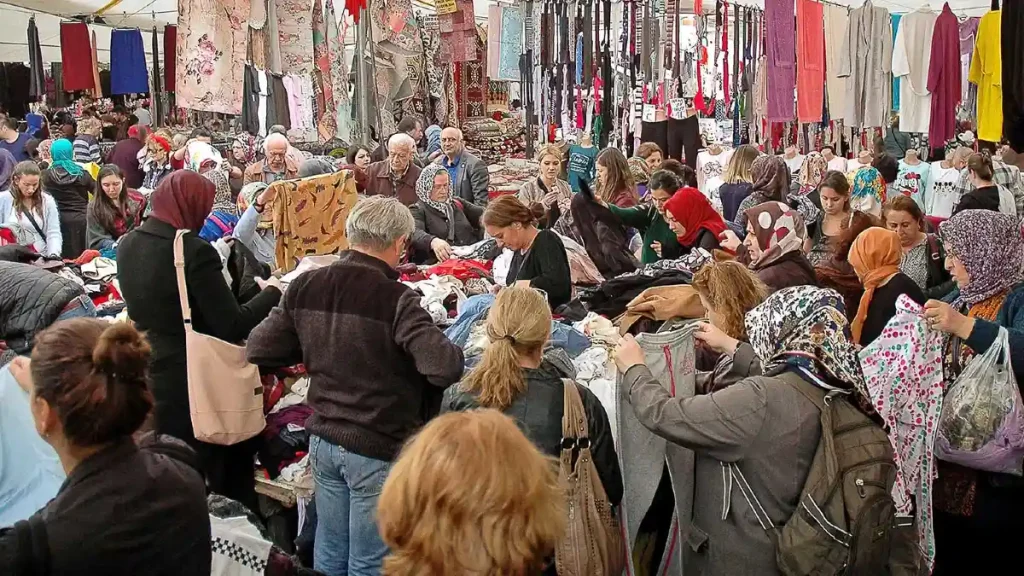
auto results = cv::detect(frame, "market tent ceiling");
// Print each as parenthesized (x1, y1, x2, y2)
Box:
(0, 0, 997, 63)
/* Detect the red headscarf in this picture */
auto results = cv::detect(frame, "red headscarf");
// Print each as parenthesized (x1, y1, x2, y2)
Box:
(149, 170, 215, 231)
(663, 187, 728, 247)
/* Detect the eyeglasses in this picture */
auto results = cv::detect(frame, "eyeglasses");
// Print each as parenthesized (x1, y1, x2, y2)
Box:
(440, 137, 460, 143)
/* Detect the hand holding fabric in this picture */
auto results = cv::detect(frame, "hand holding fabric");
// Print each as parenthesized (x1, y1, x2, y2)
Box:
(430, 238, 453, 262)
(719, 229, 741, 251)
(695, 321, 740, 355)
(922, 299, 975, 339)
(613, 334, 646, 373)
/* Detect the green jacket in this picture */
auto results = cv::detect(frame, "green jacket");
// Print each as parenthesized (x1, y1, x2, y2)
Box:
(607, 204, 683, 264)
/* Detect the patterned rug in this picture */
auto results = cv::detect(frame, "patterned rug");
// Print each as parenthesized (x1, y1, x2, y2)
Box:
(457, 29, 487, 121)
(276, 0, 314, 74)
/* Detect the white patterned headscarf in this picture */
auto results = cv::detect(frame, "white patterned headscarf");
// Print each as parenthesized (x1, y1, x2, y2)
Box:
(416, 163, 455, 222)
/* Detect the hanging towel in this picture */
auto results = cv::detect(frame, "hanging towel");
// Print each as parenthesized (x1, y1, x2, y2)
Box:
(795, 0, 824, 123)
(27, 18, 45, 100)
(111, 29, 150, 95)
(164, 25, 176, 92)
(765, 0, 796, 122)
(59, 22, 95, 91)
(823, 5, 848, 122)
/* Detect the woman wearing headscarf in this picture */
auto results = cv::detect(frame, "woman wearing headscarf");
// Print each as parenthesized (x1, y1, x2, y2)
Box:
(847, 227, 925, 346)
(36, 139, 52, 169)
(734, 155, 790, 228)
(662, 186, 727, 254)
(116, 171, 282, 513)
(725, 201, 817, 293)
(850, 166, 886, 218)
(409, 163, 484, 264)
(227, 134, 259, 193)
(796, 151, 829, 196)
(42, 139, 95, 258)
(0, 149, 15, 191)
(613, 285, 874, 576)
(232, 182, 278, 266)
(920, 210, 1024, 575)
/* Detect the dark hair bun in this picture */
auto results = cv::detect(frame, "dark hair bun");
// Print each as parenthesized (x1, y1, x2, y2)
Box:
(92, 323, 151, 383)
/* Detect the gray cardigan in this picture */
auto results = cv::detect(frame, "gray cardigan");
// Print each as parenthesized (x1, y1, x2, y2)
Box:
(624, 366, 821, 576)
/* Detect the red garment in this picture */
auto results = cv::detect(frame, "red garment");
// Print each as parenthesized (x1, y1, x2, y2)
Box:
(796, 0, 825, 122)
(663, 186, 728, 248)
(149, 171, 216, 231)
(346, 0, 368, 23)
(927, 5, 962, 148)
(60, 23, 95, 91)
(72, 249, 101, 265)
(164, 25, 176, 92)
(424, 259, 494, 281)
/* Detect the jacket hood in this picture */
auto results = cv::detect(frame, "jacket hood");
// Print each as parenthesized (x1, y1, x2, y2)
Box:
(47, 166, 87, 187)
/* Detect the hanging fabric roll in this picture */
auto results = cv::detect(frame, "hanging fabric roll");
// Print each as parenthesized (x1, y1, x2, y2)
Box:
(164, 25, 176, 93)
(765, 0, 795, 123)
(796, 0, 824, 123)
(111, 29, 150, 95)
(27, 17, 45, 100)
(59, 22, 95, 92)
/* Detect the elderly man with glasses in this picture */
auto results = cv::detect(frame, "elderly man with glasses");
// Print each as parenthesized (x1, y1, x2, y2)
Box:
(365, 133, 422, 206)
(243, 133, 299, 185)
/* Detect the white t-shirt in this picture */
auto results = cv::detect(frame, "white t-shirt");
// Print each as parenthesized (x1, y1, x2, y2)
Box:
(784, 154, 806, 176)
(696, 149, 732, 193)
(826, 156, 848, 173)
(925, 162, 962, 218)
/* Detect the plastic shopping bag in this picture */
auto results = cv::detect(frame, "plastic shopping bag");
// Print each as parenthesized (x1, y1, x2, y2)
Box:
(935, 328, 1024, 475)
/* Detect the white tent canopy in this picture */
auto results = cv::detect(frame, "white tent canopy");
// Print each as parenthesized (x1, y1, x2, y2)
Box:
(0, 0, 997, 64)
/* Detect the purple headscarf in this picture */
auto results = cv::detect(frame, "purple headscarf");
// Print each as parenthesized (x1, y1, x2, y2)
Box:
(939, 209, 1024, 309)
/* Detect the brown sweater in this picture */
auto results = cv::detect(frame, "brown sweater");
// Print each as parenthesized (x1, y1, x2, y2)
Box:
(246, 250, 465, 461)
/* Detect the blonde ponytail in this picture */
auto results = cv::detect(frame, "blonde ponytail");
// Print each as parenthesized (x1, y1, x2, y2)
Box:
(460, 287, 552, 409)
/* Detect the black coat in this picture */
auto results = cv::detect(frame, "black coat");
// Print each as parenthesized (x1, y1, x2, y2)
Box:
(0, 261, 84, 353)
(443, 360, 624, 506)
(409, 200, 484, 264)
(570, 183, 639, 277)
(0, 435, 210, 576)
(116, 218, 281, 443)
(42, 167, 94, 259)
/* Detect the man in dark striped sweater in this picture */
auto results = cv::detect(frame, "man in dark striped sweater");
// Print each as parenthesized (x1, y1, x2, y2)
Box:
(72, 117, 102, 164)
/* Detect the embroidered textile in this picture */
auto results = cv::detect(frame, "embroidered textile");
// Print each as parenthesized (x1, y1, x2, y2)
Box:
(177, 0, 251, 114)
(496, 6, 524, 81)
(276, 0, 314, 73)
(312, 0, 337, 142)
(860, 295, 943, 570)
(272, 170, 359, 272)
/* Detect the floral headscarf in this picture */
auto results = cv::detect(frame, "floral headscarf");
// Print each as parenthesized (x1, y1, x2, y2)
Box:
(939, 209, 1024, 310)
(239, 182, 274, 230)
(416, 164, 455, 230)
(233, 134, 260, 165)
(798, 152, 828, 195)
(746, 285, 867, 397)
(745, 201, 808, 269)
(185, 141, 224, 173)
(750, 155, 790, 203)
(627, 156, 652, 185)
(204, 169, 237, 215)
(38, 139, 53, 163)
(851, 167, 886, 205)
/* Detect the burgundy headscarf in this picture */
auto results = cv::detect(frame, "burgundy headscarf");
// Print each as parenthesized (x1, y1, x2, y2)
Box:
(148, 170, 216, 231)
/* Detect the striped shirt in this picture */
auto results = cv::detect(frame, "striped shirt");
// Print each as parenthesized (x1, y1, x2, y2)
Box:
(72, 134, 101, 164)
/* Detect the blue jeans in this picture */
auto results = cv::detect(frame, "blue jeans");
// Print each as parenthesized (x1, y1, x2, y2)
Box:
(310, 435, 391, 576)
(55, 295, 96, 322)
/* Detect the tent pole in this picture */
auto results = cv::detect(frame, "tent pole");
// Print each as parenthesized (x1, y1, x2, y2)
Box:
(356, 14, 370, 146)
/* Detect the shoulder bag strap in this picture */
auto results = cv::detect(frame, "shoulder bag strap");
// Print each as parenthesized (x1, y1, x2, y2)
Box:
(22, 208, 46, 242)
(172, 229, 194, 330)
(561, 379, 589, 441)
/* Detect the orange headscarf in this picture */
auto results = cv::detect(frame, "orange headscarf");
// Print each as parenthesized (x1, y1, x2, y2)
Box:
(848, 227, 902, 343)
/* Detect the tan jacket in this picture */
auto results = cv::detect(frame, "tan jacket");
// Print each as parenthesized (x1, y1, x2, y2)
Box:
(243, 158, 299, 185)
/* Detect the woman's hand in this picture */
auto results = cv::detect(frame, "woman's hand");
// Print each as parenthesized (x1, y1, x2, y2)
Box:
(430, 238, 453, 262)
(9, 356, 33, 393)
(257, 185, 279, 207)
(651, 241, 663, 257)
(923, 300, 976, 339)
(542, 191, 560, 208)
(695, 322, 740, 355)
(719, 229, 741, 251)
(613, 334, 647, 373)
(256, 276, 283, 292)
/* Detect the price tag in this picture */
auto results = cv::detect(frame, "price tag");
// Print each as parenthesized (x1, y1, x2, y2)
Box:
(436, 0, 457, 15)
(642, 104, 657, 122)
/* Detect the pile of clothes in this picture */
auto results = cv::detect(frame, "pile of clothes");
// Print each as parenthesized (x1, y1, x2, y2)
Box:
(463, 117, 526, 164)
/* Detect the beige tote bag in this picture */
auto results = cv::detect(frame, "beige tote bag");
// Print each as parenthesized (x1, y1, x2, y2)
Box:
(174, 230, 265, 445)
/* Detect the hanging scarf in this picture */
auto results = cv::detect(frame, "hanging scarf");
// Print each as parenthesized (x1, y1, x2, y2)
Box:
(745, 201, 807, 270)
(239, 182, 274, 231)
(797, 151, 828, 195)
(851, 166, 886, 205)
(848, 227, 903, 344)
(663, 186, 728, 248)
(939, 209, 1024, 310)
(746, 285, 868, 398)
(50, 139, 82, 176)
(416, 164, 456, 233)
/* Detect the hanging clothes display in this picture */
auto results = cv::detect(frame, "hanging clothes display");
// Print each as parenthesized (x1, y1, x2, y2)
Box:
(151, 28, 163, 122)
(969, 9, 1003, 143)
(892, 8, 937, 134)
(176, 0, 251, 114)
(90, 31, 103, 99)
(860, 295, 943, 572)
(311, 0, 337, 143)
(27, 17, 45, 100)
(839, 1, 893, 129)
(765, 0, 796, 122)
(110, 29, 150, 95)
(273, 171, 359, 272)
(59, 22, 95, 92)
(164, 25, 176, 92)
(276, 0, 315, 75)
(796, 0, 824, 123)
(927, 4, 962, 150)
(891, 14, 901, 112)
(823, 5, 848, 122)
(1003, 0, 1023, 146)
